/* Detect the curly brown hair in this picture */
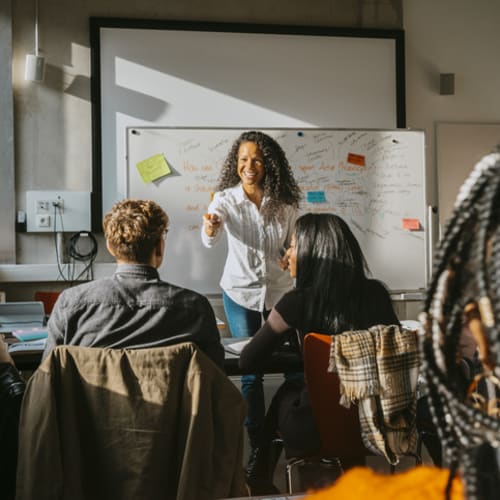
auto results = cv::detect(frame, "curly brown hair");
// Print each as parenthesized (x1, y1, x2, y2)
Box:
(216, 131, 301, 220)
(103, 199, 169, 264)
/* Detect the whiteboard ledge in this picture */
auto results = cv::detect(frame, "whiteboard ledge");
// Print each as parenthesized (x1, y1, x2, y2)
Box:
(0, 264, 116, 282)
(390, 292, 426, 301)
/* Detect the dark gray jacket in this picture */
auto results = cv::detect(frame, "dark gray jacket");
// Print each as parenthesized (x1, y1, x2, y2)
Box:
(44, 264, 224, 369)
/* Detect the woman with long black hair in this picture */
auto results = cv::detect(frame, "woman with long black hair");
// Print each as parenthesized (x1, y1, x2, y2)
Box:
(239, 213, 399, 494)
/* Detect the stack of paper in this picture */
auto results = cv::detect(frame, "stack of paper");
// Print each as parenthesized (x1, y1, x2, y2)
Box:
(8, 338, 46, 354)
(223, 338, 251, 355)
(13, 327, 48, 342)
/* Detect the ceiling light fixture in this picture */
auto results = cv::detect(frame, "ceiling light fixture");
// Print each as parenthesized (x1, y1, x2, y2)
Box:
(24, 0, 45, 81)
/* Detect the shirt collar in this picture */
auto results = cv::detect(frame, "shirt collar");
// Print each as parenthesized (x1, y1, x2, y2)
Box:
(233, 183, 268, 206)
(114, 263, 159, 279)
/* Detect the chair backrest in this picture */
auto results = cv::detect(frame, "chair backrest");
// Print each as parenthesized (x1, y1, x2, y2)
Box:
(304, 332, 368, 459)
(34, 291, 60, 315)
(16, 343, 247, 500)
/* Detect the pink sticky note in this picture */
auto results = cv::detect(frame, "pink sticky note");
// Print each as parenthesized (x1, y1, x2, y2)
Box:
(402, 218, 420, 230)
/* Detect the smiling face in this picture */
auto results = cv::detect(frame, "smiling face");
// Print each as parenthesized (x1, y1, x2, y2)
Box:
(237, 141, 265, 190)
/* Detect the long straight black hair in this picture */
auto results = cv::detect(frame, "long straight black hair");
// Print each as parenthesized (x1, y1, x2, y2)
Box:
(294, 213, 371, 333)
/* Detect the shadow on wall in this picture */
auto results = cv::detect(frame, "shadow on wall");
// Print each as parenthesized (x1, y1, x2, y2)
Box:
(44, 63, 169, 120)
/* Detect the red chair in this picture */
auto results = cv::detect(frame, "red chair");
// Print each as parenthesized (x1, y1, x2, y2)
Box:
(285, 332, 370, 492)
(286, 332, 422, 493)
(34, 291, 61, 316)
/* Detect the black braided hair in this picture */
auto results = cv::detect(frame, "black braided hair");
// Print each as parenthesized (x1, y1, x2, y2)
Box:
(419, 148, 500, 500)
(215, 131, 301, 221)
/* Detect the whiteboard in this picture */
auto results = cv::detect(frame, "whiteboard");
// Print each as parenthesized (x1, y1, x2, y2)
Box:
(127, 128, 427, 294)
(90, 20, 404, 229)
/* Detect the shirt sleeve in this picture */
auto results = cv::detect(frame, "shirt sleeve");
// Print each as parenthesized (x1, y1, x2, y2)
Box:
(285, 206, 298, 247)
(274, 289, 303, 328)
(43, 294, 66, 360)
(200, 191, 227, 248)
(239, 292, 299, 373)
(193, 296, 225, 370)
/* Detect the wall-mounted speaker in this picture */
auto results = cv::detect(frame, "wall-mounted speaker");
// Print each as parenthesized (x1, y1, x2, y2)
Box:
(439, 73, 455, 95)
(24, 54, 45, 81)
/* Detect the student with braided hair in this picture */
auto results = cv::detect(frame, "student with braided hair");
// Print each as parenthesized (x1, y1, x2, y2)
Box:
(418, 149, 500, 500)
(300, 149, 500, 500)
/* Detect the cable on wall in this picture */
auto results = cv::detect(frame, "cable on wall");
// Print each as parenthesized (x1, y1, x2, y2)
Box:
(68, 231, 98, 281)
(51, 203, 98, 283)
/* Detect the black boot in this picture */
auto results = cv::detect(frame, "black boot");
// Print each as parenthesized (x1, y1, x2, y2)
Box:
(245, 445, 280, 495)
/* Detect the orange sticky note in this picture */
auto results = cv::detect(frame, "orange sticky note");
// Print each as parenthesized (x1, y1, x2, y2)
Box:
(402, 218, 420, 230)
(347, 152, 366, 166)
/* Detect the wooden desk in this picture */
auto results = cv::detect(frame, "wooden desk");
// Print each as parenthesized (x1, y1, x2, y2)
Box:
(11, 338, 303, 376)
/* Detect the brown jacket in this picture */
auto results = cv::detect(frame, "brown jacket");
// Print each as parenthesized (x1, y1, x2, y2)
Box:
(16, 343, 247, 500)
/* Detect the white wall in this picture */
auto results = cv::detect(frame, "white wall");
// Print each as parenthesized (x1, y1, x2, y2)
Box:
(9, 0, 402, 268)
(1, 0, 403, 298)
(404, 0, 500, 210)
(402, 0, 500, 319)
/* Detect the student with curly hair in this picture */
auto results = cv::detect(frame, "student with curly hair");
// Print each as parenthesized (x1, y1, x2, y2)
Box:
(201, 131, 301, 451)
(418, 149, 500, 500)
(44, 199, 224, 368)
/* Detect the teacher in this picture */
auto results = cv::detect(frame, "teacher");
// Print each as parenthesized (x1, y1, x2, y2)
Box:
(201, 130, 301, 451)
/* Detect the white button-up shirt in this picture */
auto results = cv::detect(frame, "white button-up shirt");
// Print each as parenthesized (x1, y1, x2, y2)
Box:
(201, 184, 297, 312)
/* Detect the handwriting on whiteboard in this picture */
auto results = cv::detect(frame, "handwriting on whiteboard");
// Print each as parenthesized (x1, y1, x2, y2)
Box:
(163, 133, 423, 241)
(128, 129, 426, 292)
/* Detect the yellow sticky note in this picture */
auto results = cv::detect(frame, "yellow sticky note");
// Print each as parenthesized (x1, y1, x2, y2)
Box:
(136, 154, 171, 183)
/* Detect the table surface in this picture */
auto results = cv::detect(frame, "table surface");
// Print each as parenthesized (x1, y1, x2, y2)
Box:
(223, 337, 303, 376)
(9, 337, 303, 376)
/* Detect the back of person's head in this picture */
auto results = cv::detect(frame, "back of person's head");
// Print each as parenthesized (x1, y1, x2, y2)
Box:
(103, 199, 169, 264)
(295, 213, 370, 333)
(295, 213, 368, 288)
(420, 149, 500, 500)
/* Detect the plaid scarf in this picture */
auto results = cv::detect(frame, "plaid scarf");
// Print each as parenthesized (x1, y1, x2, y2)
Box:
(328, 324, 419, 465)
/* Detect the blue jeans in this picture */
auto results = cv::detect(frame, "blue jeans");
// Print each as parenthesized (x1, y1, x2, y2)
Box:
(223, 291, 303, 446)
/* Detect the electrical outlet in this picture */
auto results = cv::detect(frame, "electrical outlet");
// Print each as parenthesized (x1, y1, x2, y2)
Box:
(51, 197, 64, 213)
(36, 214, 51, 228)
(35, 197, 64, 214)
(26, 190, 91, 232)
(36, 200, 50, 213)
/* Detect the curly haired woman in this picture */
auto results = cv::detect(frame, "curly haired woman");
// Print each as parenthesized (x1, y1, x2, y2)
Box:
(201, 130, 301, 456)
